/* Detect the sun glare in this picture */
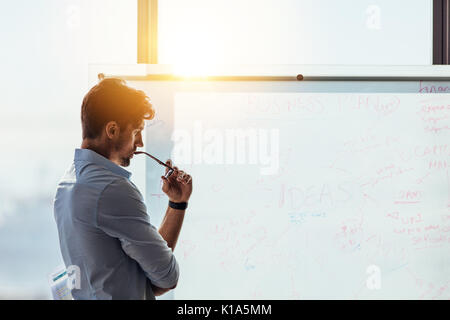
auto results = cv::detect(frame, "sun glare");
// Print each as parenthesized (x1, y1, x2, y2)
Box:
(168, 34, 221, 77)
(172, 60, 218, 78)
(158, 2, 228, 77)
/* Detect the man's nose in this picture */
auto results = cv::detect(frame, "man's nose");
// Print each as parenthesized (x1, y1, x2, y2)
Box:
(136, 138, 144, 148)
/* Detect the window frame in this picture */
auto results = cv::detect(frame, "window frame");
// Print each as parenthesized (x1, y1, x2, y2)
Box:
(433, 0, 450, 64)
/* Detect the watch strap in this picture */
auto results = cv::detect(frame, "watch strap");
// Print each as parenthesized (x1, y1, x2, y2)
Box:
(168, 201, 188, 210)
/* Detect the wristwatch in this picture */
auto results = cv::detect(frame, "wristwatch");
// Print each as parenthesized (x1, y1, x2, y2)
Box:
(168, 200, 188, 210)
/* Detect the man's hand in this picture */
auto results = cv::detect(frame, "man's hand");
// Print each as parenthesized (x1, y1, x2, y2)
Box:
(161, 160, 193, 203)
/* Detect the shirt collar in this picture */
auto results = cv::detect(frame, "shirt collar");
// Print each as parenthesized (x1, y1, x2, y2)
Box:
(74, 148, 132, 179)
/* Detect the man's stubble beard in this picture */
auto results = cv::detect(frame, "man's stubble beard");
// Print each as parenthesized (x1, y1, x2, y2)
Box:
(113, 139, 132, 167)
(121, 157, 131, 167)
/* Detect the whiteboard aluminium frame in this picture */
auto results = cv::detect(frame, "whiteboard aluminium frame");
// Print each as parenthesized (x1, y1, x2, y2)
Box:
(89, 64, 450, 83)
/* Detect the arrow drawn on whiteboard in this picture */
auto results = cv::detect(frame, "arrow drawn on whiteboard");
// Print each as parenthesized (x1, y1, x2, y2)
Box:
(326, 153, 350, 174)
(416, 172, 431, 185)
(363, 192, 377, 205)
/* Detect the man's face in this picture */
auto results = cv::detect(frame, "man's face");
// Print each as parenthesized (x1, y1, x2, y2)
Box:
(112, 120, 145, 167)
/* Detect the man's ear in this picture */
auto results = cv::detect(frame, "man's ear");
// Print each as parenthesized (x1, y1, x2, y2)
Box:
(105, 121, 120, 139)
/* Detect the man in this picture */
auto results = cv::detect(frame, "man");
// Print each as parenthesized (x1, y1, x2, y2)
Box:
(53, 78, 192, 299)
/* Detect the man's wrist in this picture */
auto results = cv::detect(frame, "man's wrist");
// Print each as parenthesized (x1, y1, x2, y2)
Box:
(168, 197, 189, 203)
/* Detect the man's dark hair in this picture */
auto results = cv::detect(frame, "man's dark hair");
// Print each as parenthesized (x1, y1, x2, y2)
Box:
(81, 78, 155, 139)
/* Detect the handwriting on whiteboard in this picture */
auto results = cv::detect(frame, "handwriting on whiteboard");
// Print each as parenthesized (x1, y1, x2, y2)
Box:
(418, 81, 450, 93)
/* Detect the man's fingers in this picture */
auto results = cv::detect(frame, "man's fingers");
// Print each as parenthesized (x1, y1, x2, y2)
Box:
(176, 171, 192, 185)
(168, 166, 179, 180)
(177, 170, 185, 180)
(165, 160, 172, 175)
(162, 161, 191, 184)
(161, 176, 169, 191)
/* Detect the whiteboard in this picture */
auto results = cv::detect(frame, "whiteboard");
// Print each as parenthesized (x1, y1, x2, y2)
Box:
(129, 80, 450, 299)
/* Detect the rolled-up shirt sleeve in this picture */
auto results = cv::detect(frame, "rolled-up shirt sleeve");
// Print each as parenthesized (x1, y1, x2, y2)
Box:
(96, 178, 179, 289)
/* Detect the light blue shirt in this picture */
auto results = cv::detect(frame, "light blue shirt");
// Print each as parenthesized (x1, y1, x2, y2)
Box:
(53, 148, 179, 299)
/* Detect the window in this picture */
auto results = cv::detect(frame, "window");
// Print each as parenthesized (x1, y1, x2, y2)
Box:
(157, 0, 433, 68)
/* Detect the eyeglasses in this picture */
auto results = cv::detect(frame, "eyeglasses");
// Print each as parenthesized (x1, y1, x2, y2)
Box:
(134, 151, 174, 178)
